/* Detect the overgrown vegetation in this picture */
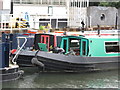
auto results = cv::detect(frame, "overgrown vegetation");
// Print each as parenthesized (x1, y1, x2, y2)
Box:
(89, 2, 120, 9)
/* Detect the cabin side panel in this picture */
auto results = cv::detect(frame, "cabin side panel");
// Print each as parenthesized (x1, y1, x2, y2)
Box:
(88, 38, 119, 57)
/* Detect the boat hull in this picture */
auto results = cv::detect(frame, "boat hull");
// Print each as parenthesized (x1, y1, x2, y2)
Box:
(13, 51, 37, 67)
(36, 51, 119, 72)
(14, 51, 119, 72)
(0, 65, 24, 82)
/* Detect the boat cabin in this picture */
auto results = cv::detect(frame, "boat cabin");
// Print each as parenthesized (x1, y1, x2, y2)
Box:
(34, 34, 62, 51)
(60, 36, 120, 57)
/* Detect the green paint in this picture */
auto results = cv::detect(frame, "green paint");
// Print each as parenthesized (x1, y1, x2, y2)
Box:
(88, 37, 120, 57)
(38, 43, 48, 52)
(60, 36, 120, 57)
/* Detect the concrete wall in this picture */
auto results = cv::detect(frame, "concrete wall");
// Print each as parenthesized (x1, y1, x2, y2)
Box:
(87, 6, 118, 28)
(0, 10, 11, 22)
(69, 7, 87, 27)
(13, 5, 67, 18)
(3, 0, 11, 10)
(13, 5, 68, 29)
(0, 0, 3, 10)
(118, 8, 120, 29)
(0, 0, 11, 22)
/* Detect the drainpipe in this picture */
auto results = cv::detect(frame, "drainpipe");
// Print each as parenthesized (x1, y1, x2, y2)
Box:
(115, 13, 118, 29)
(10, 0, 13, 15)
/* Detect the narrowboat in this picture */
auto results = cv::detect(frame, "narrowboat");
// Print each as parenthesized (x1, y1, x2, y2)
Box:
(13, 33, 120, 72)
(34, 35, 119, 72)
(11, 30, 120, 72)
(12, 33, 62, 67)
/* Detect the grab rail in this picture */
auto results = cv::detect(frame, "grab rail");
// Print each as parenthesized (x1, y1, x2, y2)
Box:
(12, 37, 28, 65)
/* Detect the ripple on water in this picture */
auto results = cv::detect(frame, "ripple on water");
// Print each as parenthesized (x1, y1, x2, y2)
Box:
(2, 69, 119, 88)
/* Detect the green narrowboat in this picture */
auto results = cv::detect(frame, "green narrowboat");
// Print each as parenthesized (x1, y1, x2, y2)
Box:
(35, 35, 119, 72)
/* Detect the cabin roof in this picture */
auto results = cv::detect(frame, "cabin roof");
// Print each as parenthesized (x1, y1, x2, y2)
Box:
(84, 36, 119, 39)
(35, 33, 55, 36)
(62, 35, 84, 39)
(62, 35, 119, 40)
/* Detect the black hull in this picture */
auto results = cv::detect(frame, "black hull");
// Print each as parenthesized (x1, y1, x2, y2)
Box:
(14, 51, 119, 72)
(0, 66, 24, 82)
(13, 51, 37, 67)
(36, 51, 119, 72)
(16, 55, 35, 67)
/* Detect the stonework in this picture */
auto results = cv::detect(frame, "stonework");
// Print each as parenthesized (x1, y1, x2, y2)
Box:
(87, 6, 118, 28)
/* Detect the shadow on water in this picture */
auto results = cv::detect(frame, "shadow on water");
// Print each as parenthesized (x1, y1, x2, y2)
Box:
(2, 68, 119, 88)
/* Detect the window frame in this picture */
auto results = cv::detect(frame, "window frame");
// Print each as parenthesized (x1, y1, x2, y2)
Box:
(104, 41, 120, 54)
(80, 38, 88, 56)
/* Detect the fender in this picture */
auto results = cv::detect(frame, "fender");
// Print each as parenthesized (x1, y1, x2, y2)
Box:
(31, 57, 44, 67)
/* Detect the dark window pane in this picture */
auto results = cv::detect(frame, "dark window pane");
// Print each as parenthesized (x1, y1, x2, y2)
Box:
(105, 42, 120, 53)
(82, 41, 86, 55)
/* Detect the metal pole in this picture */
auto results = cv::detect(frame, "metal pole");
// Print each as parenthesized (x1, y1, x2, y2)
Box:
(115, 13, 118, 29)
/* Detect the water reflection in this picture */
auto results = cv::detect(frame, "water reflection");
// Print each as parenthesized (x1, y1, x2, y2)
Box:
(2, 68, 119, 88)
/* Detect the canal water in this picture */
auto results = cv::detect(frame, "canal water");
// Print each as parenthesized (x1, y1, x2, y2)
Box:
(2, 67, 119, 89)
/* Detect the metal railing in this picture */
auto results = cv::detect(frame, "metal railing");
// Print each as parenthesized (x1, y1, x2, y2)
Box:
(0, 13, 69, 32)
(0, 14, 29, 33)
(13, 0, 66, 5)
(12, 37, 28, 65)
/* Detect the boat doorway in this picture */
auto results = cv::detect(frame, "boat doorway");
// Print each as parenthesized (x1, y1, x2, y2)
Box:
(63, 39, 68, 53)
(61, 37, 81, 56)
(41, 35, 50, 50)
(80, 39, 88, 56)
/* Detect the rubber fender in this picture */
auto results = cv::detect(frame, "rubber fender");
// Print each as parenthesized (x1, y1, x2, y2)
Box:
(31, 57, 44, 67)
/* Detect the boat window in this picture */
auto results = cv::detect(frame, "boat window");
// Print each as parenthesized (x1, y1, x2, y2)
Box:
(105, 42, 120, 53)
(69, 39, 80, 48)
(69, 38, 80, 55)
(56, 36, 62, 47)
(46, 37, 48, 44)
(63, 40, 67, 53)
(46, 37, 49, 47)
(41, 37, 44, 43)
(82, 41, 86, 55)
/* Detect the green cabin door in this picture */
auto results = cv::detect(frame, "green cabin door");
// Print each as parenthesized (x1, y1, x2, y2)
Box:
(62, 38, 69, 53)
(80, 39, 88, 56)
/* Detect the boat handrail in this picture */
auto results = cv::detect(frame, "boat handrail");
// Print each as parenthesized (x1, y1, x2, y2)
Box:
(12, 37, 28, 65)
